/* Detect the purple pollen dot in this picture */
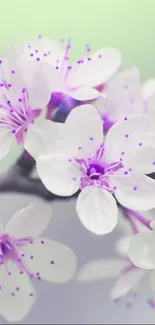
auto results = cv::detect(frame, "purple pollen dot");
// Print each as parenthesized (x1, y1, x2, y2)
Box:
(35, 49, 39, 53)
(11, 292, 15, 297)
(21, 253, 25, 257)
(133, 186, 137, 191)
(90, 137, 93, 141)
(7, 100, 11, 104)
(10, 109, 13, 113)
(38, 35, 42, 39)
(17, 258, 21, 262)
(30, 53, 34, 57)
(36, 272, 40, 276)
(152, 161, 155, 165)
(125, 134, 129, 138)
(87, 57, 91, 61)
(22, 88, 26, 93)
(30, 256, 34, 259)
(98, 54, 102, 58)
(78, 146, 82, 150)
(129, 168, 132, 171)
(29, 293, 34, 297)
(0, 60, 2, 64)
(16, 287, 20, 291)
(68, 158, 72, 162)
(30, 240, 33, 244)
(36, 57, 40, 61)
(29, 273, 34, 279)
(11, 70, 15, 74)
(18, 98, 22, 102)
(0, 83, 3, 87)
(50, 260, 55, 265)
(124, 171, 128, 175)
(56, 66, 59, 70)
(12, 129, 16, 134)
(124, 117, 128, 120)
(120, 158, 123, 161)
(8, 83, 12, 88)
(72, 177, 76, 181)
(37, 276, 41, 280)
(68, 66, 72, 70)
(8, 272, 11, 276)
(121, 151, 125, 155)
(44, 53, 47, 56)
(113, 186, 117, 190)
(41, 240, 44, 244)
(20, 271, 24, 275)
(138, 142, 142, 146)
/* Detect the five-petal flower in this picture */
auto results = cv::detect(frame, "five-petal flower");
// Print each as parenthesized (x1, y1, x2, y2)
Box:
(36, 104, 155, 235)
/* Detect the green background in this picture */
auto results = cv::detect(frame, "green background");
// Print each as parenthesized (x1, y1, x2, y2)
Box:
(0, 0, 155, 170)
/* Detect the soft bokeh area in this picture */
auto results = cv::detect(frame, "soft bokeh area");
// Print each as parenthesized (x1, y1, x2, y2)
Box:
(1, 0, 155, 323)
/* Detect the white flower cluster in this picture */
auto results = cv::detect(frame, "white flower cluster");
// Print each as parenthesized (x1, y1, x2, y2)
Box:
(0, 35, 155, 321)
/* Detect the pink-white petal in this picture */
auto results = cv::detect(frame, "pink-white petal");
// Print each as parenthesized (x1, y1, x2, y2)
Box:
(67, 87, 100, 100)
(110, 267, 146, 300)
(63, 104, 103, 159)
(6, 202, 52, 238)
(24, 119, 64, 159)
(65, 48, 121, 89)
(104, 114, 151, 164)
(128, 232, 155, 269)
(37, 154, 81, 196)
(22, 238, 77, 283)
(96, 67, 144, 122)
(110, 169, 155, 211)
(76, 186, 118, 235)
(77, 258, 125, 282)
(122, 132, 155, 174)
(0, 262, 36, 322)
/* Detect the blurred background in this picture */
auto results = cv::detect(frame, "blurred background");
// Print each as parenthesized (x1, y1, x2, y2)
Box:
(1, 0, 155, 323)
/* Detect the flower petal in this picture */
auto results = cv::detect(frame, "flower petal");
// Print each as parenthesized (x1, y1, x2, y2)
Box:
(122, 132, 155, 174)
(63, 104, 103, 159)
(27, 62, 55, 108)
(110, 267, 146, 300)
(0, 262, 36, 322)
(110, 169, 155, 211)
(77, 258, 125, 282)
(128, 232, 155, 269)
(22, 238, 77, 283)
(104, 114, 151, 163)
(6, 202, 52, 239)
(115, 236, 131, 257)
(76, 186, 118, 235)
(67, 86, 100, 100)
(24, 119, 64, 159)
(37, 154, 81, 196)
(0, 131, 12, 161)
(96, 67, 144, 121)
(65, 48, 121, 89)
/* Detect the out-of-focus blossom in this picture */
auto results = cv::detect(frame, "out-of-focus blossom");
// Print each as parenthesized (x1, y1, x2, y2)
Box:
(0, 202, 76, 322)
(95, 67, 155, 132)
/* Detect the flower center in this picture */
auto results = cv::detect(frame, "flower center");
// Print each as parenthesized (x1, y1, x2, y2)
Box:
(87, 163, 104, 180)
